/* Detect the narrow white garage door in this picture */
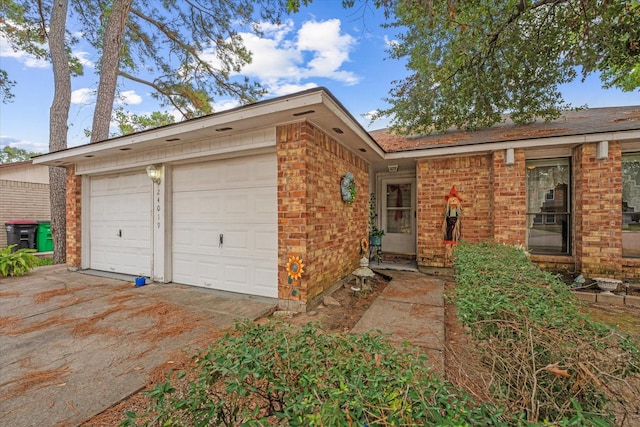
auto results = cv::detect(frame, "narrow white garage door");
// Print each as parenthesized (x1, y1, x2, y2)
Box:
(89, 172, 152, 276)
(172, 154, 278, 297)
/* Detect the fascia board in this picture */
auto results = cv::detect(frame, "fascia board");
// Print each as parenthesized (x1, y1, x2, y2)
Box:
(384, 129, 640, 160)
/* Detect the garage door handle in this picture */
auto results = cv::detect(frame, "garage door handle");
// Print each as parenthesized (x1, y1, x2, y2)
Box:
(219, 234, 223, 247)
(117, 229, 122, 237)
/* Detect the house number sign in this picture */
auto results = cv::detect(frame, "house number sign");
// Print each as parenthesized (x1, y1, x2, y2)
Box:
(156, 186, 162, 230)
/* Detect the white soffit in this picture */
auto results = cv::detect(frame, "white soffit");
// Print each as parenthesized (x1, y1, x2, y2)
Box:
(32, 88, 384, 167)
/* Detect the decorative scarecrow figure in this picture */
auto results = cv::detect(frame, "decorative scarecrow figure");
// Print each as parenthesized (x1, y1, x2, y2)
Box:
(442, 186, 463, 264)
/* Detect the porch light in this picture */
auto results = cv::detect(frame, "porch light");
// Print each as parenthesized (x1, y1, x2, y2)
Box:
(146, 164, 162, 184)
(505, 148, 515, 165)
(388, 165, 399, 173)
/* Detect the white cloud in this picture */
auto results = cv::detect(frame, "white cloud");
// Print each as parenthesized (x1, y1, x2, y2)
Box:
(296, 19, 358, 84)
(71, 88, 96, 105)
(0, 34, 49, 68)
(384, 35, 399, 48)
(241, 32, 302, 81)
(362, 109, 392, 131)
(117, 90, 143, 106)
(224, 18, 360, 95)
(268, 82, 318, 97)
(72, 50, 95, 68)
(211, 99, 241, 113)
(0, 135, 49, 154)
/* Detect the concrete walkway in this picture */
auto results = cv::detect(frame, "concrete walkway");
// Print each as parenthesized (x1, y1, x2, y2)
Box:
(351, 269, 445, 373)
(0, 265, 277, 427)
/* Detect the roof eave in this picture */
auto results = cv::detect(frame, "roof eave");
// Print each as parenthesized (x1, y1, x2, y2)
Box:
(385, 129, 640, 160)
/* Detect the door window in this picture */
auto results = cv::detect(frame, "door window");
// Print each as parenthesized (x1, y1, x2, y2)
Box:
(386, 184, 412, 234)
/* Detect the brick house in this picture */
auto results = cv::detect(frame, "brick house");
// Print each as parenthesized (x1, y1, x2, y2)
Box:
(0, 161, 51, 248)
(33, 88, 640, 309)
(372, 106, 640, 281)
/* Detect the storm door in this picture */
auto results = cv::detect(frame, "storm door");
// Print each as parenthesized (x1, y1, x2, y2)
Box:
(380, 178, 416, 254)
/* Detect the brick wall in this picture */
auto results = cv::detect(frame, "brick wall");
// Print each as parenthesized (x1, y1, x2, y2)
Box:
(416, 155, 492, 267)
(574, 142, 623, 278)
(414, 144, 639, 279)
(277, 122, 368, 305)
(66, 166, 82, 268)
(0, 180, 51, 248)
(492, 149, 527, 246)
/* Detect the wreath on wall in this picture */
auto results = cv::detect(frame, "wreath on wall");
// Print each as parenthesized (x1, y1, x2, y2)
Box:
(340, 172, 356, 204)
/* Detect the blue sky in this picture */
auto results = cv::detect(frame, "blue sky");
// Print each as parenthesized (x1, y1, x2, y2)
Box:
(0, 1, 638, 155)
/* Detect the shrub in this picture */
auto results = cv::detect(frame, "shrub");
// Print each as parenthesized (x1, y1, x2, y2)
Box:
(452, 241, 640, 425)
(0, 245, 39, 277)
(123, 321, 513, 426)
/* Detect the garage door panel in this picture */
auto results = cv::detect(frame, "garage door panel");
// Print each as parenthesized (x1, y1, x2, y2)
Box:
(90, 172, 151, 277)
(255, 265, 278, 292)
(254, 193, 277, 216)
(223, 263, 249, 288)
(172, 226, 220, 255)
(173, 254, 222, 288)
(172, 154, 277, 297)
(173, 165, 223, 191)
(173, 192, 222, 220)
(255, 230, 278, 253)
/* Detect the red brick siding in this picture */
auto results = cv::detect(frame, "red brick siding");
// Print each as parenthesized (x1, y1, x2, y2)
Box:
(66, 166, 81, 268)
(416, 155, 492, 267)
(623, 259, 640, 280)
(530, 255, 575, 274)
(277, 122, 368, 303)
(0, 180, 51, 248)
(574, 142, 623, 278)
(492, 149, 527, 246)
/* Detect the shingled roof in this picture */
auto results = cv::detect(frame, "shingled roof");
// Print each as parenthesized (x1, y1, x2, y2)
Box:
(370, 105, 640, 153)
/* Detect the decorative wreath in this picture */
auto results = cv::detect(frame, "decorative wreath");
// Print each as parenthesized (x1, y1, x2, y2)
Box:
(286, 256, 304, 283)
(340, 172, 356, 204)
(360, 238, 369, 254)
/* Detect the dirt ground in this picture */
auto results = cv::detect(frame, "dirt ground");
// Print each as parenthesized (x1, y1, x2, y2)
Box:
(83, 275, 640, 426)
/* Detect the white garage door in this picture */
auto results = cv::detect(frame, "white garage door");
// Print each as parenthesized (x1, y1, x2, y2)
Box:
(89, 172, 152, 276)
(172, 154, 278, 297)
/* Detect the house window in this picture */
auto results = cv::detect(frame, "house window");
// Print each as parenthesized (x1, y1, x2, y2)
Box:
(622, 153, 640, 258)
(526, 158, 570, 255)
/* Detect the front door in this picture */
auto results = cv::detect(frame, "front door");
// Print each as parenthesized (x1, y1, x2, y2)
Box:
(381, 178, 416, 254)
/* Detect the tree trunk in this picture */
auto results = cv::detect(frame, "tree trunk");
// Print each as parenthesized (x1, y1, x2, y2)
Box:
(91, 0, 133, 143)
(48, 0, 71, 264)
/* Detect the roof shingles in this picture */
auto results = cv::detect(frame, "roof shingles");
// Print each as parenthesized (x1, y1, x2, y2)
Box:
(370, 106, 640, 153)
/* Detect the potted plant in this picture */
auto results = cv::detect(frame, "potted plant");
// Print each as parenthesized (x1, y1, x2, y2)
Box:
(368, 193, 385, 246)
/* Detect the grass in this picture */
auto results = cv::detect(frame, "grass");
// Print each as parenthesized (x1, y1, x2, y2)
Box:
(35, 257, 54, 267)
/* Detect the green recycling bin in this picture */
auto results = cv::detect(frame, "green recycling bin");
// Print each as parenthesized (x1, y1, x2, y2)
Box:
(36, 221, 54, 252)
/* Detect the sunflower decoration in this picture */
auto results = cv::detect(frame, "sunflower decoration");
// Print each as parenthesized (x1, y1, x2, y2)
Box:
(286, 256, 304, 284)
(360, 238, 369, 255)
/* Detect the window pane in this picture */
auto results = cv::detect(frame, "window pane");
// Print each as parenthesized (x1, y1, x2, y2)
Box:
(526, 159, 570, 255)
(386, 184, 412, 234)
(623, 153, 640, 258)
(386, 184, 411, 208)
(387, 209, 412, 234)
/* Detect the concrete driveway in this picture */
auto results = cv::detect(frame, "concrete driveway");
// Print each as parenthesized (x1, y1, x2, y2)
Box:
(0, 265, 277, 426)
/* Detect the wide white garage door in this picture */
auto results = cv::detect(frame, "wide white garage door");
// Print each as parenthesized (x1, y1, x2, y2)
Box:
(172, 154, 278, 297)
(89, 172, 152, 276)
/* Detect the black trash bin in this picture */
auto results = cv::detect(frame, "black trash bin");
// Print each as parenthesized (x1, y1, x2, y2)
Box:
(5, 220, 38, 252)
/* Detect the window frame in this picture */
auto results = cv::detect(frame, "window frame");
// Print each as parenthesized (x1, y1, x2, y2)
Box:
(525, 158, 571, 256)
(622, 152, 640, 258)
